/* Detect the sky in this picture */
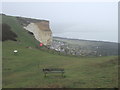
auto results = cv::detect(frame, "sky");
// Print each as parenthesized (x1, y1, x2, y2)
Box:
(2, 2, 118, 42)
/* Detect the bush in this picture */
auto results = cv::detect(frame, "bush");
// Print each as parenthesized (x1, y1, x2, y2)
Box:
(2, 23, 18, 41)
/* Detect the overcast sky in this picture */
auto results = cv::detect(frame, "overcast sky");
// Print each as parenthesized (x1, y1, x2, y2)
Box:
(2, 2, 118, 42)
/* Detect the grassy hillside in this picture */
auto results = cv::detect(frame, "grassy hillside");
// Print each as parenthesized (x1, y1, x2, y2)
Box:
(1, 14, 40, 47)
(2, 14, 118, 88)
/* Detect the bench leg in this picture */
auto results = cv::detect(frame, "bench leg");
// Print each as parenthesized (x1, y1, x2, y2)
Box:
(62, 73, 64, 77)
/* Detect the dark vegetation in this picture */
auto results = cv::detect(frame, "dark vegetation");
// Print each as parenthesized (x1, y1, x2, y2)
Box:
(2, 23, 17, 41)
(28, 31, 33, 35)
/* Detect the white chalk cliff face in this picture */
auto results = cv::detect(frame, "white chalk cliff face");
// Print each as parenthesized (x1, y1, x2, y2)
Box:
(24, 21, 52, 45)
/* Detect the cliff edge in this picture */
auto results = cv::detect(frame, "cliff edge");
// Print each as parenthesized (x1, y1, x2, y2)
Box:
(16, 17, 52, 45)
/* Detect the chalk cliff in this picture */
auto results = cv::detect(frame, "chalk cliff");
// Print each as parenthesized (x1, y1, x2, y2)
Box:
(17, 17, 52, 45)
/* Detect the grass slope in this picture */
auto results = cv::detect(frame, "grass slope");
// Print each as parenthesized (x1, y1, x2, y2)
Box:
(2, 15, 118, 88)
(2, 15, 39, 47)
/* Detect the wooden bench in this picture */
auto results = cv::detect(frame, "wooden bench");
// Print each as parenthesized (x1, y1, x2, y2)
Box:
(43, 68, 65, 77)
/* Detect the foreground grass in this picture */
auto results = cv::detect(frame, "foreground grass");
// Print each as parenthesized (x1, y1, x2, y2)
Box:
(2, 41, 118, 88)
(2, 14, 118, 88)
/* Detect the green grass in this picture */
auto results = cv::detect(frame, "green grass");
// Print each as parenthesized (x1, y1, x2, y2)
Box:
(2, 40, 118, 88)
(2, 15, 118, 88)
(2, 15, 39, 47)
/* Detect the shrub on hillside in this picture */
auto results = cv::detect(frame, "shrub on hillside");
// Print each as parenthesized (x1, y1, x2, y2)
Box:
(2, 23, 18, 41)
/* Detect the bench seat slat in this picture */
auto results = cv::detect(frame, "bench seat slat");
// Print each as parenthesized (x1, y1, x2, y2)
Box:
(43, 68, 65, 77)
(44, 71, 64, 73)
